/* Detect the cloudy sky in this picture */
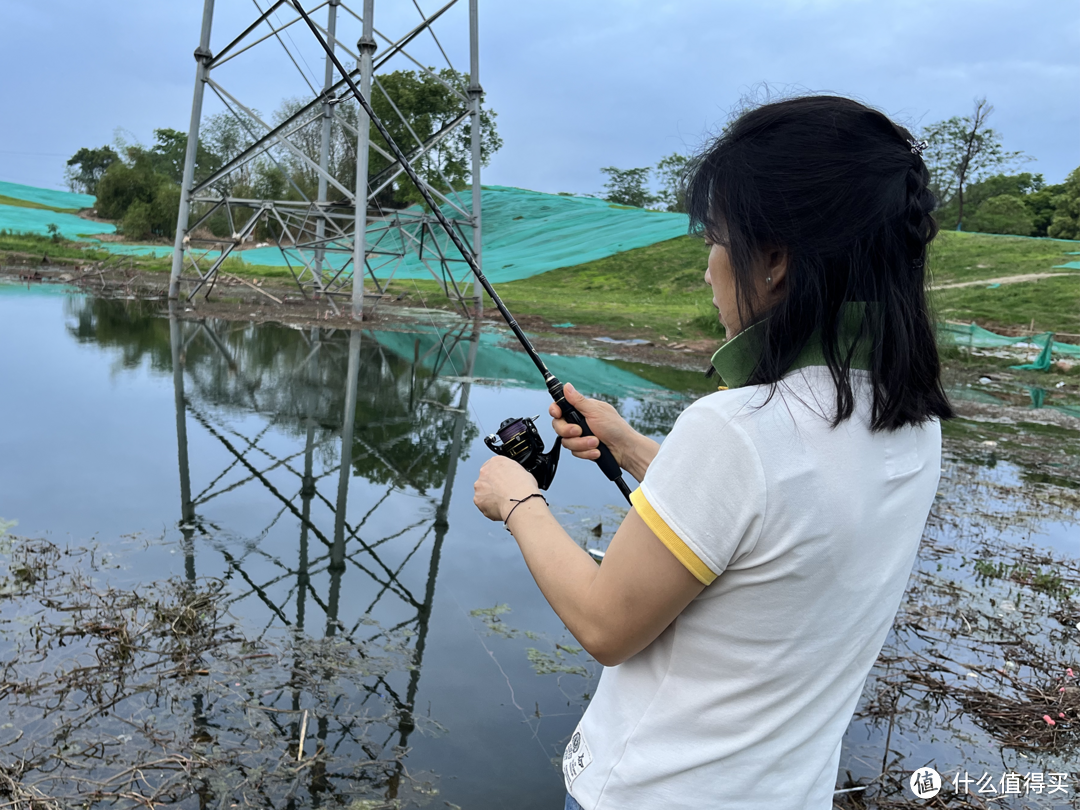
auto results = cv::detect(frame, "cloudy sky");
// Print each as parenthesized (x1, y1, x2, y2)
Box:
(1, 0, 1077, 195)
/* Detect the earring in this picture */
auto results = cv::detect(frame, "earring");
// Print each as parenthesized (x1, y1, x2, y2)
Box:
(766, 276, 772, 286)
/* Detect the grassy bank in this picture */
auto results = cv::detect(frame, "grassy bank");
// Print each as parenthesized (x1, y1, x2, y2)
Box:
(3, 228, 1078, 340)
(0, 230, 292, 279)
(481, 230, 1080, 341)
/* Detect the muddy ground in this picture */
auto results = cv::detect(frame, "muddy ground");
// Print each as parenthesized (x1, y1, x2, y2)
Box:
(0, 264, 718, 370)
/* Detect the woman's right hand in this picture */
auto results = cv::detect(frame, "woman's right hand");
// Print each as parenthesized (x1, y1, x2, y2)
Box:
(549, 382, 636, 469)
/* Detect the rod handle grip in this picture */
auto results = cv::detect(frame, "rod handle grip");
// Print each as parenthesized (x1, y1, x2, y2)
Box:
(549, 384, 622, 483)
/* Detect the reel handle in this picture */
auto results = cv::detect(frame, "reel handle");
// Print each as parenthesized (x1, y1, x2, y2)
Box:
(548, 379, 632, 502)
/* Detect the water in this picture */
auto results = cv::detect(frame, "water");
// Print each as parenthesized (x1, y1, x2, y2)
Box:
(1, 285, 1077, 808)
(0, 289, 685, 809)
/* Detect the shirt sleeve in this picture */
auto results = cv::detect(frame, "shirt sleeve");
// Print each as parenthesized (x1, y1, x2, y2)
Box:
(632, 399, 767, 585)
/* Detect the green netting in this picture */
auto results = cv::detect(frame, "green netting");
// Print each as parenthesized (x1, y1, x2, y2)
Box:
(946, 385, 1007, 406)
(205, 186, 690, 281)
(0, 184, 690, 282)
(0, 204, 115, 240)
(371, 325, 664, 400)
(938, 322, 1080, 371)
(1053, 261, 1080, 270)
(369, 185, 690, 283)
(0, 180, 96, 210)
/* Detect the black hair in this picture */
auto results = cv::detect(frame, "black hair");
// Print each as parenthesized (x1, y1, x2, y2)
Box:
(685, 95, 954, 430)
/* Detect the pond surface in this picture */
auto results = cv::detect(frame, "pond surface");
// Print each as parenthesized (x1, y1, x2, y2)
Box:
(0, 284, 1077, 809)
(0, 288, 687, 809)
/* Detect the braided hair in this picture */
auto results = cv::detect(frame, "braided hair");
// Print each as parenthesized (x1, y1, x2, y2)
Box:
(685, 95, 954, 430)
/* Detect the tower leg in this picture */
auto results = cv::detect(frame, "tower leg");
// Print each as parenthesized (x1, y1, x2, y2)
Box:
(351, 0, 376, 321)
(467, 0, 483, 316)
(314, 0, 341, 293)
(330, 329, 362, 572)
(169, 0, 216, 300)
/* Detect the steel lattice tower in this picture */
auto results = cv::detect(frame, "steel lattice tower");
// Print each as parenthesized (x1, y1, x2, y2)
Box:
(167, 0, 484, 319)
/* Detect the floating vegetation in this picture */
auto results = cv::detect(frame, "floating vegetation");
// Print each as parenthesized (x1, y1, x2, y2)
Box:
(525, 646, 589, 678)
(0, 534, 441, 809)
(972, 559, 1075, 599)
(468, 603, 596, 707)
(838, 447, 1080, 808)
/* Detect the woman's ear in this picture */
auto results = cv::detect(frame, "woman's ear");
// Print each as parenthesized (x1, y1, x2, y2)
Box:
(764, 249, 789, 298)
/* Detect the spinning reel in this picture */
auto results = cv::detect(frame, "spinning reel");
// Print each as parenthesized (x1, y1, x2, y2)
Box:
(484, 415, 561, 490)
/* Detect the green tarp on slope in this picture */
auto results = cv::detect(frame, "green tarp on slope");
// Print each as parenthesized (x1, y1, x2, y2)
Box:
(0, 204, 116, 240)
(366, 185, 690, 283)
(99, 186, 691, 282)
(0, 180, 96, 210)
(0, 180, 110, 241)
(0, 183, 690, 283)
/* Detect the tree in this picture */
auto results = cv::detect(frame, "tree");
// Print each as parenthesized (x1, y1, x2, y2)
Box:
(96, 157, 182, 240)
(144, 128, 219, 184)
(64, 146, 119, 195)
(922, 98, 1026, 230)
(365, 68, 501, 207)
(934, 172, 1049, 236)
(271, 68, 502, 208)
(600, 167, 658, 208)
(655, 153, 689, 212)
(1047, 168, 1080, 240)
(966, 195, 1034, 236)
(1027, 181, 1066, 237)
(200, 110, 259, 194)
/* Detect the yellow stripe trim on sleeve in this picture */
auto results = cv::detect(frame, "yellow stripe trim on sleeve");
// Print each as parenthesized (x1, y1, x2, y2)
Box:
(630, 488, 717, 586)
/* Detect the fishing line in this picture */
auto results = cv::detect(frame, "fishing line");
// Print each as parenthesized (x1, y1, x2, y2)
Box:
(289, 0, 632, 502)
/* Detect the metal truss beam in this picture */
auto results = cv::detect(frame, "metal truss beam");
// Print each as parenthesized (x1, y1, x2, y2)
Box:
(169, 0, 483, 319)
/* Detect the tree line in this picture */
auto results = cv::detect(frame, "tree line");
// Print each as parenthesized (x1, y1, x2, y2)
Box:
(597, 98, 1080, 240)
(64, 68, 500, 242)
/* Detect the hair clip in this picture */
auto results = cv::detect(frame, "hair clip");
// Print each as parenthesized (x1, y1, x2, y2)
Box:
(908, 139, 928, 156)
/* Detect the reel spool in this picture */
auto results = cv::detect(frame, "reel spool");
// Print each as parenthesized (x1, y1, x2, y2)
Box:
(484, 415, 561, 490)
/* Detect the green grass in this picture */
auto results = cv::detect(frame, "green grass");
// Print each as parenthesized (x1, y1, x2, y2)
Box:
(5, 226, 1077, 341)
(927, 231, 1078, 285)
(0, 230, 112, 261)
(394, 235, 718, 339)
(0, 195, 80, 214)
(399, 230, 1080, 341)
(933, 274, 1080, 335)
(0, 231, 294, 279)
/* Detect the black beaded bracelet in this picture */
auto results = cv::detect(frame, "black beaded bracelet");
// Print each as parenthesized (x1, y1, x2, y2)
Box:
(503, 493, 548, 532)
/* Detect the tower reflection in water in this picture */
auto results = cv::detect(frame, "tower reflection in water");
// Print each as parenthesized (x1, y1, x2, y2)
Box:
(170, 308, 480, 805)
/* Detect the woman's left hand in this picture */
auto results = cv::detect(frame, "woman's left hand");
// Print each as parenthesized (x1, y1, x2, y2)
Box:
(473, 456, 542, 521)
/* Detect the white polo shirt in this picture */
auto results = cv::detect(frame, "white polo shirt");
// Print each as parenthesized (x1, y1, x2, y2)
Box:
(563, 366, 941, 809)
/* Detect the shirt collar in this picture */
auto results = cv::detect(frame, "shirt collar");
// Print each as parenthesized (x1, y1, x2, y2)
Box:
(709, 303, 871, 389)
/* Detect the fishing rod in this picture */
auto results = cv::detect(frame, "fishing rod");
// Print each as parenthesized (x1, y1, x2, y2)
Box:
(288, 1, 632, 503)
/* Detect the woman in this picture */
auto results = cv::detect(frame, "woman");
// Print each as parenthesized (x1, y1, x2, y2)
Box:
(473, 96, 952, 809)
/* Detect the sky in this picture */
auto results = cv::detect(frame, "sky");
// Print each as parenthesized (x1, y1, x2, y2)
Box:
(1, 0, 1077, 196)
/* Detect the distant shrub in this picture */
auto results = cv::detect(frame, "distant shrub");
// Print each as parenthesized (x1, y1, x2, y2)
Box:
(121, 200, 153, 240)
(96, 160, 180, 240)
(967, 195, 1034, 236)
(1047, 167, 1080, 240)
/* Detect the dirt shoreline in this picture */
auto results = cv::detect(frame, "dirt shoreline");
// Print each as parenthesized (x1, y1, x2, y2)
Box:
(0, 264, 717, 370)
